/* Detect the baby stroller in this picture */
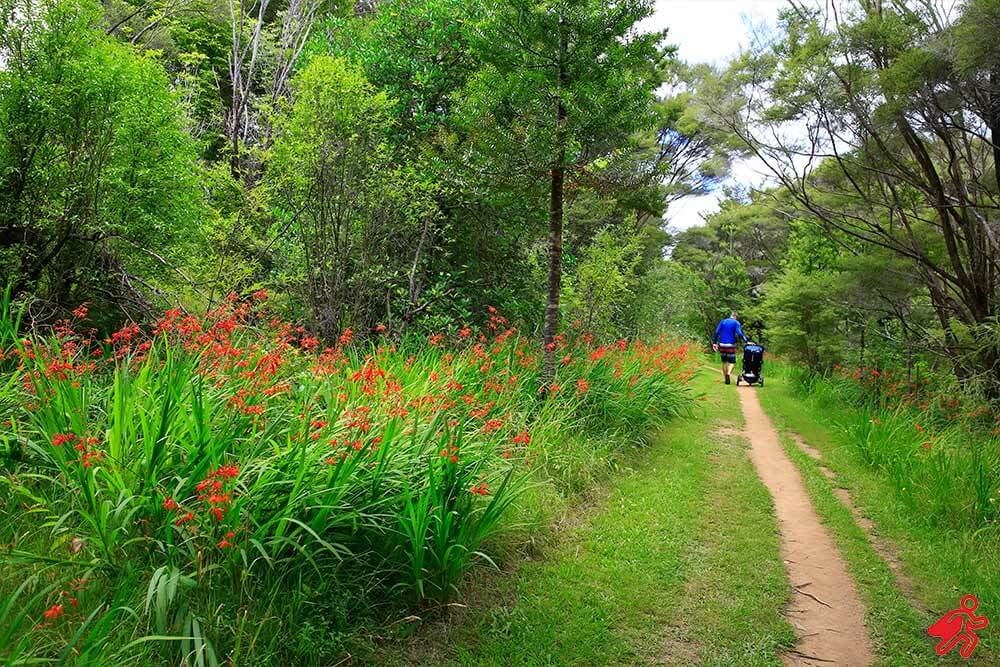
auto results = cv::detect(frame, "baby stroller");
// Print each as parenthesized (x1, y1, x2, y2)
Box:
(737, 343, 764, 387)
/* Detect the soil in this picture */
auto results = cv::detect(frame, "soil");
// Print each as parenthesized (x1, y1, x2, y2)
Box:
(737, 387, 875, 666)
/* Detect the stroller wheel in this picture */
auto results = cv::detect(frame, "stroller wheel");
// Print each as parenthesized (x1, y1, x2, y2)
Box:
(759, 377, 764, 387)
(736, 376, 741, 386)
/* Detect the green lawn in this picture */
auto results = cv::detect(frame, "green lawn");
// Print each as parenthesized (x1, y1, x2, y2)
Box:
(379, 368, 793, 665)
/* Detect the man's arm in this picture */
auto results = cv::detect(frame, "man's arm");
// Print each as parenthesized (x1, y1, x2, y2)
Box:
(736, 321, 748, 343)
(712, 320, 722, 343)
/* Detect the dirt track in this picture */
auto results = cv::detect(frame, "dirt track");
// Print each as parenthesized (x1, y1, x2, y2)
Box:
(738, 386, 874, 666)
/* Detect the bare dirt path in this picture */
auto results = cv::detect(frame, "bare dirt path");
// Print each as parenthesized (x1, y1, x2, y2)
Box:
(737, 386, 875, 666)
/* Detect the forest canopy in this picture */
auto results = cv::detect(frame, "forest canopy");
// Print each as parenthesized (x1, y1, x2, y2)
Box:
(1, 0, 723, 353)
(4, 0, 1000, 401)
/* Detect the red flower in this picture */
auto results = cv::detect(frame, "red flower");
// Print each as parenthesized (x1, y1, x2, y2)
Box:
(162, 497, 179, 511)
(576, 378, 589, 394)
(175, 512, 194, 526)
(338, 328, 354, 346)
(213, 464, 240, 479)
(483, 419, 504, 433)
(71, 304, 89, 319)
(512, 431, 531, 445)
(915, 423, 925, 432)
(52, 433, 77, 447)
(43, 604, 65, 621)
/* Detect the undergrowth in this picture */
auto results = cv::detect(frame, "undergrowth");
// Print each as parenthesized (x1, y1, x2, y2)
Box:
(0, 292, 694, 664)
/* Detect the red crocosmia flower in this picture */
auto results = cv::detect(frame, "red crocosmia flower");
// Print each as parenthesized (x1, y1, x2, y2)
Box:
(338, 328, 354, 346)
(375, 324, 387, 333)
(922, 442, 932, 450)
(561, 354, 572, 365)
(512, 431, 531, 445)
(549, 383, 561, 394)
(576, 379, 589, 394)
(252, 289, 268, 302)
(214, 464, 239, 479)
(469, 483, 489, 496)
(486, 306, 497, 314)
(589, 347, 607, 362)
(915, 423, 925, 432)
(52, 433, 76, 447)
(616, 339, 627, 351)
(545, 342, 556, 352)
(210, 507, 225, 521)
(175, 512, 195, 526)
(218, 538, 232, 549)
(458, 327, 472, 339)
(43, 604, 65, 621)
(162, 497, 179, 511)
(483, 419, 504, 433)
(72, 304, 89, 319)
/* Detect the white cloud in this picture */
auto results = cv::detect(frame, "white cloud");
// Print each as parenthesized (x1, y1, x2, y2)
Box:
(645, 0, 787, 230)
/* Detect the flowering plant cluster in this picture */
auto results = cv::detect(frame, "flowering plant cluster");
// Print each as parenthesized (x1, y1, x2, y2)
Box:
(830, 363, 1000, 434)
(797, 363, 1000, 530)
(0, 294, 694, 662)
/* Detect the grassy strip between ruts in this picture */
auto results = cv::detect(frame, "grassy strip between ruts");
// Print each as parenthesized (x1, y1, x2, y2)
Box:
(757, 363, 996, 665)
(379, 368, 793, 665)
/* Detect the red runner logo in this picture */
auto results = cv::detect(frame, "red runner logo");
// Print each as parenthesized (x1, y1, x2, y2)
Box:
(928, 594, 988, 659)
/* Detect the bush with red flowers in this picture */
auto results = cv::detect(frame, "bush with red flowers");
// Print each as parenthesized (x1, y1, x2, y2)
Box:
(0, 293, 694, 663)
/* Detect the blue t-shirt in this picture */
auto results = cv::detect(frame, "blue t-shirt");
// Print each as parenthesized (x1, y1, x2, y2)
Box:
(712, 318, 747, 346)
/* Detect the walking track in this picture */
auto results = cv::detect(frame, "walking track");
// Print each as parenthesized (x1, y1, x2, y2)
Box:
(738, 385, 874, 666)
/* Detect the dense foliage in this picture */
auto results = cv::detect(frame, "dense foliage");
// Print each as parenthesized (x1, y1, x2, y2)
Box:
(665, 0, 1000, 400)
(0, 292, 693, 662)
(0, 0, 712, 346)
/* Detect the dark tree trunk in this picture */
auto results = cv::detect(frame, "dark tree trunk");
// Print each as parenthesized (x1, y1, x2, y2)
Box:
(541, 17, 567, 391)
(542, 138, 566, 388)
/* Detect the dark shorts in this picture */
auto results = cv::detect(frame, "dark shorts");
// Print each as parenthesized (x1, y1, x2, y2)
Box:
(719, 346, 736, 363)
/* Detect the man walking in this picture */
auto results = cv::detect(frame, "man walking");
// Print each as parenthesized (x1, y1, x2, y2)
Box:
(712, 311, 748, 385)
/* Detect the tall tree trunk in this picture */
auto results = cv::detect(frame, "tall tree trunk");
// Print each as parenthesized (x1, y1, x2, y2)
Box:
(541, 130, 565, 388)
(541, 16, 567, 391)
